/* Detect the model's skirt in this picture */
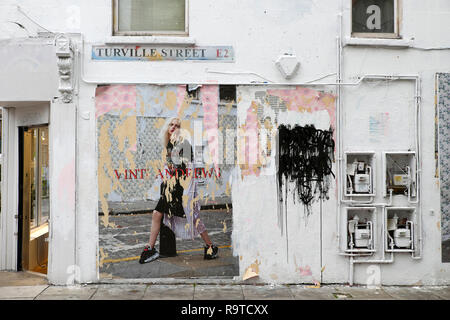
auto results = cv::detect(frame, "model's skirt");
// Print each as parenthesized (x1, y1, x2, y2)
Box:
(155, 177, 186, 218)
(154, 165, 206, 240)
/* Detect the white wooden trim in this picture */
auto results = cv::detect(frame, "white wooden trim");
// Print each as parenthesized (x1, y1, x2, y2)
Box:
(344, 36, 412, 48)
(105, 36, 196, 45)
(0, 107, 17, 270)
(47, 101, 76, 285)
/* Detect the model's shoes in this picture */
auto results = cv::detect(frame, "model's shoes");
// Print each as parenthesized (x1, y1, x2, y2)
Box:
(139, 246, 160, 264)
(204, 244, 219, 260)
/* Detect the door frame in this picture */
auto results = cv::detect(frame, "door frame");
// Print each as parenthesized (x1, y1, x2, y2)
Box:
(0, 103, 50, 272)
(17, 125, 50, 273)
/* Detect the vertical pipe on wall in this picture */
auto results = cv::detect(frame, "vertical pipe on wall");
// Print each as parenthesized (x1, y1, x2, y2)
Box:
(411, 76, 423, 260)
(336, 1, 343, 254)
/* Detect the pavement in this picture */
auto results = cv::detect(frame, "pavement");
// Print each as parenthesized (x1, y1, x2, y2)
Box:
(3, 209, 449, 302)
(0, 271, 450, 300)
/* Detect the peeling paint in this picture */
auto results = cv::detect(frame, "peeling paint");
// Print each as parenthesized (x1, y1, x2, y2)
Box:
(243, 259, 260, 280)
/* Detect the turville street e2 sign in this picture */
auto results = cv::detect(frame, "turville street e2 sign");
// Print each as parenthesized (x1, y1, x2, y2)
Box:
(92, 45, 234, 62)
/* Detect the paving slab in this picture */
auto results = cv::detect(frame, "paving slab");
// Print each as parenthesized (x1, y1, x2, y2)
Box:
(332, 286, 395, 300)
(35, 285, 98, 300)
(144, 284, 194, 300)
(242, 285, 294, 300)
(90, 284, 147, 300)
(194, 285, 244, 300)
(383, 286, 444, 300)
(0, 285, 48, 299)
(289, 285, 337, 300)
(423, 287, 450, 300)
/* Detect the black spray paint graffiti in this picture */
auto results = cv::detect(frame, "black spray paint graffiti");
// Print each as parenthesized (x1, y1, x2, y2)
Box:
(276, 124, 335, 263)
(277, 124, 335, 213)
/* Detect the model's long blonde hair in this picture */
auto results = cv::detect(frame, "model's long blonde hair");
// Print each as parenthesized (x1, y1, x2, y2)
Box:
(160, 117, 189, 147)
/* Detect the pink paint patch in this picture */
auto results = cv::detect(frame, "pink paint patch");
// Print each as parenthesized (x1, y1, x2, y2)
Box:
(268, 86, 337, 142)
(129, 143, 137, 152)
(95, 85, 137, 118)
(239, 102, 261, 177)
(176, 85, 187, 113)
(201, 85, 219, 171)
(299, 266, 312, 276)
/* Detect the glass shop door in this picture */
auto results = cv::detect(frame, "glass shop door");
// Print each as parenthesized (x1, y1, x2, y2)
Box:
(18, 126, 50, 274)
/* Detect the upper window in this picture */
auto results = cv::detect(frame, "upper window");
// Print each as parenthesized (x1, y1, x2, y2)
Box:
(352, 0, 400, 38)
(114, 0, 187, 36)
(219, 85, 237, 103)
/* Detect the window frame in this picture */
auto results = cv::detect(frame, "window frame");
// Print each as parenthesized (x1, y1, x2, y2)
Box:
(351, 0, 401, 39)
(112, 0, 189, 36)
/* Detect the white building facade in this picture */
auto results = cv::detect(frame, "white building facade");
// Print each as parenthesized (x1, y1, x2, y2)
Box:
(0, 0, 449, 286)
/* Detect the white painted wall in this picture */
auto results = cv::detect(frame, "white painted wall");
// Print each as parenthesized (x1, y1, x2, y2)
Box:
(0, 0, 449, 284)
(0, 39, 58, 100)
(79, 0, 338, 84)
(324, 49, 450, 285)
(323, 0, 450, 286)
(47, 101, 77, 285)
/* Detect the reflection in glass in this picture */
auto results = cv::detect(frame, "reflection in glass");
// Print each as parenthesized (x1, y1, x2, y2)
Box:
(30, 129, 37, 228)
(27, 127, 50, 230)
(40, 127, 49, 224)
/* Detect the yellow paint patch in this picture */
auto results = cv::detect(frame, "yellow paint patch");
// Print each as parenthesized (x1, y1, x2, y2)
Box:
(225, 182, 231, 196)
(165, 90, 177, 110)
(191, 105, 200, 118)
(99, 247, 109, 268)
(98, 120, 121, 228)
(177, 95, 193, 119)
(182, 194, 189, 208)
(243, 259, 260, 280)
(225, 101, 234, 115)
(222, 220, 227, 233)
(145, 51, 163, 61)
(137, 92, 145, 115)
(154, 118, 166, 129)
(113, 116, 137, 169)
(306, 280, 321, 288)
(180, 119, 194, 138)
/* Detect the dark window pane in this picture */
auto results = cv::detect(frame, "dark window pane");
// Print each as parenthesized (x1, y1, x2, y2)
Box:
(352, 0, 395, 33)
(219, 85, 236, 102)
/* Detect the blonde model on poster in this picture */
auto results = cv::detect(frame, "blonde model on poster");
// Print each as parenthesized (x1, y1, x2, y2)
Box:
(139, 117, 218, 263)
